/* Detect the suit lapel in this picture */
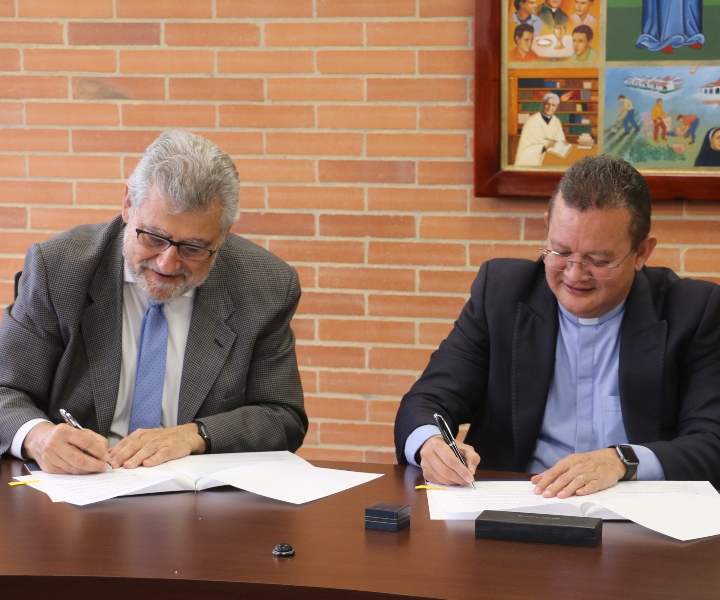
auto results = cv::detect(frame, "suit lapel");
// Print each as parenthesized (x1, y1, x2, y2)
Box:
(81, 229, 124, 437)
(511, 272, 559, 471)
(619, 270, 666, 442)
(177, 264, 237, 424)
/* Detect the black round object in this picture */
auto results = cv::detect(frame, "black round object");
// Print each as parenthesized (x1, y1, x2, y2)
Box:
(272, 542, 295, 557)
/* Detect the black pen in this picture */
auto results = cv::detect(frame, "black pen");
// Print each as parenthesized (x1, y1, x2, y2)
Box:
(433, 413, 476, 490)
(60, 408, 114, 472)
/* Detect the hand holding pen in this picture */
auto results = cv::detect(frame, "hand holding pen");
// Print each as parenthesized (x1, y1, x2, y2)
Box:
(422, 413, 477, 490)
(60, 409, 114, 472)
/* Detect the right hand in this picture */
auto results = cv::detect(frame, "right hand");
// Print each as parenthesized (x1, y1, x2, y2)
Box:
(23, 421, 111, 474)
(418, 435, 480, 486)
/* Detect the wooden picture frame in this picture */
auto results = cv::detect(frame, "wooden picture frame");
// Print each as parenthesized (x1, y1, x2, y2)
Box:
(473, 1, 719, 201)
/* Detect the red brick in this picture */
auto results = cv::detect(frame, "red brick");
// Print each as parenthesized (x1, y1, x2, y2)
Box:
(0, 181, 72, 205)
(231, 212, 315, 236)
(30, 208, 119, 231)
(645, 247, 680, 271)
(318, 105, 416, 130)
(201, 132, 264, 156)
(685, 202, 720, 216)
(0, 129, 68, 152)
(268, 186, 364, 210)
(235, 159, 315, 183)
(0, 282, 15, 305)
(418, 161, 474, 185)
(267, 132, 362, 156)
(235, 186, 264, 209)
(19, 0, 112, 17)
(303, 395, 367, 420)
(29, 155, 120, 179)
(317, 50, 415, 74)
(419, 269, 476, 293)
(470, 243, 540, 264)
(72, 130, 160, 153)
(684, 249, 720, 273)
(0, 102, 23, 124)
(0, 0, 11, 15)
(24, 49, 116, 73)
(651, 220, 720, 245)
(123, 156, 141, 178)
(319, 267, 415, 291)
(420, 105, 473, 130)
(368, 399, 402, 423)
(369, 241, 465, 266)
(319, 160, 415, 184)
(319, 319, 414, 344)
(220, 105, 315, 128)
(419, 0, 473, 17)
(218, 51, 313, 74)
(0, 76, 67, 99)
(368, 187, 467, 212)
(73, 77, 165, 100)
(122, 104, 215, 127)
(320, 372, 415, 398)
(291, 317, 315, 340)
(0, 22, 63, 44)
(295, 265, 316, 290)
(265, 22, 362, 46)
(419, 50, 474, 74)
(298, 291, 365, 316)
(300, 369, 318, 393)
(296, 346, 365, 369)
(369, 348, 434, 372)
(297, 447, 364, 462)
(319, 422, 394, 450)
(320, 214, 415, 238)
(165, 23, 260, 47)
(364, 450, 396, 464)
(117, 0, 211, 18)
(0, 257, 26, 280)
(421, 216, 520, 241)
(27, 103, 119, 127)
(525, 217, 547, 241)
(0, 49, 19, 70)
(470, 196, 549, 213)
(121, 50, 213, 74)
(269, 239, 364, 263)
(368, 78, 467, 102)
(217, 0, 312, 18)
(419, 321, 454, 345)
(68, 22, 160, 45)
(317, 0, 415, 17)
(0, 207, 26, 229)
(651, 201, 683, 216)
(0, 156, 26, 177)
(267, 78, 363, 102)
(303, 420, 319, 445)
(75, 182, 125, 206)
(0, 232, 53, 254)
(367, 133, 467, 158)
(369, 294, 466, 319)
(169, 78, 263, 101)
(367, 22, 468, 46)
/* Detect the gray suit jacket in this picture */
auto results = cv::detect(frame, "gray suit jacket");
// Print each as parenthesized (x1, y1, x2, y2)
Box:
(0, 215, 307, 454)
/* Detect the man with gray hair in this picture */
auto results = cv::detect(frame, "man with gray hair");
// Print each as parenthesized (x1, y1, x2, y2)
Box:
(395, 155, 720, 495)
(514, 92, 566, 166)
(0, 131, 307, 473)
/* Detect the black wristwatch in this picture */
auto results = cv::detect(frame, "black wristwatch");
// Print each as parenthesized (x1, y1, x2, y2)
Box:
(610, 445, 638, 481)
(193, 420, 211, 454)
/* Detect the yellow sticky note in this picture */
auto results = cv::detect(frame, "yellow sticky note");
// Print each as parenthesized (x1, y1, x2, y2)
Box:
(9, 479, 41, 486)
(414, 484, 445, 491)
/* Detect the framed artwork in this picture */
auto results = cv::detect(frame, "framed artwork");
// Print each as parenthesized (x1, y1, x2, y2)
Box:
(474, 0, 720, 200)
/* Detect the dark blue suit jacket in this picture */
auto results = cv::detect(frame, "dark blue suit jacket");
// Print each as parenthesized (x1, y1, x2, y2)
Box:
(394, 259, 720, 486)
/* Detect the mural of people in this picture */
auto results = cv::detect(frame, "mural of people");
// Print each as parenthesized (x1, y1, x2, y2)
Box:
(512, 0, 543, 36)
(538, 0, 569, 31)
(509, 24, 539, 62)
(635, 0, 705, 54)
(694, 127, 720, 166)
(676, 113, 700, 144)
(617, 94, 641, 134)
(571, 25, 597, 61)
(514, 93, 566, 166)
(651, 98, 669, 141)
(571, 0, 598, 27)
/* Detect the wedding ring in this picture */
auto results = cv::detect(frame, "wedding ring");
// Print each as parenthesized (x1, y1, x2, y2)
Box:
(577, 474, 588, 487)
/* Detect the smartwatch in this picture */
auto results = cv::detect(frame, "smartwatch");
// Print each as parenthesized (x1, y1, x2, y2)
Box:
(193, 420, 211, 454)
(610, 445, 638, 481)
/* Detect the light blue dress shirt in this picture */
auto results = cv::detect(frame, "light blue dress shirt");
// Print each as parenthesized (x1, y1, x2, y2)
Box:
(405, 301, 665, 481)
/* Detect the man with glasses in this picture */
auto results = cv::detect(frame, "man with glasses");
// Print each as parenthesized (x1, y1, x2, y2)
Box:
(395, 155, 720, 495)
(0, 131, 307, 474)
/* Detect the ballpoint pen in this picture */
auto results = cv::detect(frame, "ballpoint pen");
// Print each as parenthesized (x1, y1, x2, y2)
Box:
(60, 408, 114, 472)
(433, 413, 476, 490)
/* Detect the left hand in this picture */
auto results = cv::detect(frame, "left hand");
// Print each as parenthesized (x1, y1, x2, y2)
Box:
(108, 423, 206, 469)
(530, 448, 630, 499)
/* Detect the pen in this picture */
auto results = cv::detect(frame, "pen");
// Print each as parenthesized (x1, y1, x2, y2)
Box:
(433, 413, 476, 490)
(60, 408, 114, 472)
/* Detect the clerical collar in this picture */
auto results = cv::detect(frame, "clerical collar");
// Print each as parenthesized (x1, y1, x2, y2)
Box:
(558, 299, 626, 326)
(540, 112, 552, 124)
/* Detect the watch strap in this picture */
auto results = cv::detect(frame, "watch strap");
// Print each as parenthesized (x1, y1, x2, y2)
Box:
(193, 420, 211, 454)
(610, 445, 638, 481)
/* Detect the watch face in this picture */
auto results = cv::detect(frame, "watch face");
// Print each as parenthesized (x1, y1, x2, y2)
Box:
(617, 445, 639, 464)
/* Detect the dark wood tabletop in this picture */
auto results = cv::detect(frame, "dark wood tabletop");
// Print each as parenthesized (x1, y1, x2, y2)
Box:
(1, 457, 719, 600)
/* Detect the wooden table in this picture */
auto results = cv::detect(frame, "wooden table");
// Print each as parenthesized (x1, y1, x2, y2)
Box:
(1, 458, 719, 599)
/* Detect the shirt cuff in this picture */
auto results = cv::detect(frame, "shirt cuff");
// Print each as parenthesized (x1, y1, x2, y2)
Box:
(631, 444, 666, 481)
(11, 418, 51, 459)
(405, 424, 442, 467)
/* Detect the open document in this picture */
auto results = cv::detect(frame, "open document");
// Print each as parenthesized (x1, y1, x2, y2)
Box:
(13, 451, 382, 507)
(426, 480, 720, 541)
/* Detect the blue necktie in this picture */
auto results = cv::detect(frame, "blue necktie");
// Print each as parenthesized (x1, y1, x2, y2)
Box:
(128, 302, 168, 434)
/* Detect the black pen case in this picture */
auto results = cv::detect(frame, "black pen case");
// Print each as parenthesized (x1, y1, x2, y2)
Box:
(475, 510, 602, 546)
(365, 502, 410, 532)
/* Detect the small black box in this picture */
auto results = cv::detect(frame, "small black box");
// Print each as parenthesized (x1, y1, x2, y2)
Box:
(475, 511, 602, 547)
(365, 502, 411, 532)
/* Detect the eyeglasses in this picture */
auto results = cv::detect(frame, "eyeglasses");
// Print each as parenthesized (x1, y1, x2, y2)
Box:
(135, 229, 218, 262)
(539, 248, 632, 280)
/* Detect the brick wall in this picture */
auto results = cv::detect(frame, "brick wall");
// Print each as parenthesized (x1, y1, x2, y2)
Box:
(1, 0, 718, 464)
